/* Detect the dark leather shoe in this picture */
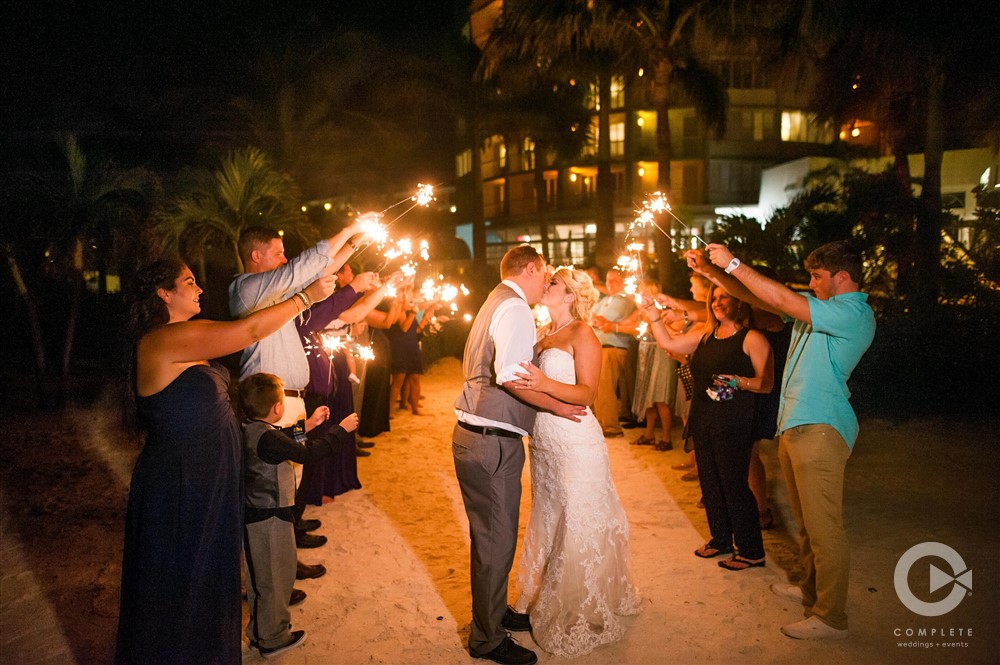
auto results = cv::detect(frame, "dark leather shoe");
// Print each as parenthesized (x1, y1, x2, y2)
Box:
(356, 439, 375, 448)
(296, 561, 327, 580)
(501, 606, 531, 632)
(295, 532, 327, 549)
(259, 630, 306, 658)
(289, 588, 307, 607)
(295, 518, 321, 532)
(355, 447, 371, 457)
(471, 635, 537, 665)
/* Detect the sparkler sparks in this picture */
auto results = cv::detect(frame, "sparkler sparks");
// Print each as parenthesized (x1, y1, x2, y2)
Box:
(411, 184, 435, 207)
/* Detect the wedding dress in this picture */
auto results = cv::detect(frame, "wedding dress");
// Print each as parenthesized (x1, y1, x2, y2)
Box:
(514, 348, 642, 657)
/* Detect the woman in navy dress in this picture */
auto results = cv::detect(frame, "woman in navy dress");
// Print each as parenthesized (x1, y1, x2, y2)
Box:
(116, 258, 335, 664)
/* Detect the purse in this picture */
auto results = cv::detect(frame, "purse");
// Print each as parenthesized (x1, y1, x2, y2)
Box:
(676, 361, 694, 400)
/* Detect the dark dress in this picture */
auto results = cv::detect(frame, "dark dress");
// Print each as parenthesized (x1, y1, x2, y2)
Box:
(359, 327, 392, 438)
(115, 363, 242, 665)
(297, 287, 362, 503)
(688, 328, 764, 559)
(386, 319, 423, 374)
(752, 323, 792, 441)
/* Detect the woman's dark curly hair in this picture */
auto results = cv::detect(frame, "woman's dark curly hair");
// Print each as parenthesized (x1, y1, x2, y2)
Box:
(122, 257, 186, 439)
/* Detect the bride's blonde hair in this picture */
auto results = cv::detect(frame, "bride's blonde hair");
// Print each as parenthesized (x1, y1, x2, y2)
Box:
(555, 267, 601, 321)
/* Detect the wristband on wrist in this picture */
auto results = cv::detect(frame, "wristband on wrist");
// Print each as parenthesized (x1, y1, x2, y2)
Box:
(296, 291, 311, 309)
(724, 257, 741, 274)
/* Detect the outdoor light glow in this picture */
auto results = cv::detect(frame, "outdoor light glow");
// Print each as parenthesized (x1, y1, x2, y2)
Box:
(570, 173, 578, 182)
(463, 313, 473, 322)
(324, 202, 332, 211)
(637, 118, 644, 127)
(851, 127, 861, 137)
(301, 205, 307, 212)
(450, 205, 457, 213)
(585, 223, 596, 234)
(278, 229, 284, 237)
(638, 167, 645, 176)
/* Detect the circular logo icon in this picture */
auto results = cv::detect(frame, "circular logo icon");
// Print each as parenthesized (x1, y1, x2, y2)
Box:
(894, 542, 972, 617)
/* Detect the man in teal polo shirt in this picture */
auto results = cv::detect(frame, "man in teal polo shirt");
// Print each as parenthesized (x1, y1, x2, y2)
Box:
(690, 240, 875, 641)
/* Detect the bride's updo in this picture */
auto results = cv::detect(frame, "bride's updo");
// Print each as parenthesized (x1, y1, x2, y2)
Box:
(555, 267, 601, 322)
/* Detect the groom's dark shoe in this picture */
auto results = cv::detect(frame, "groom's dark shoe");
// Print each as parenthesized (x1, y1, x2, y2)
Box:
(470, 635, 537, 665)
(501, 606, 531, 632)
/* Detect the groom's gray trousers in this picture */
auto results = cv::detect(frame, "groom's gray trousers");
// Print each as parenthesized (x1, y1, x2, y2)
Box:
(452, 422, 526, 655)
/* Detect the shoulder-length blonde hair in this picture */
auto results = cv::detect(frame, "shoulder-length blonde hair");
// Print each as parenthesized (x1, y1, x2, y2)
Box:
(555, 267, 601, 322)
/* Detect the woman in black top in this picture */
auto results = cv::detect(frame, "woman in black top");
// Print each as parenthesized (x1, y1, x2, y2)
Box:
(642, 284, 773, 570)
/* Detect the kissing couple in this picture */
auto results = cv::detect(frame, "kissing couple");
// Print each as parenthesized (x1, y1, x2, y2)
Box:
(453, 245, 642, 664)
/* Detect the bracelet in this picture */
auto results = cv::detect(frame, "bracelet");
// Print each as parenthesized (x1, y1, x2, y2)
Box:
(290, 294, 305, 312)
(683, 310, 690, 323)
(725, 257, 742, 274)
(295, 291, 311, 309)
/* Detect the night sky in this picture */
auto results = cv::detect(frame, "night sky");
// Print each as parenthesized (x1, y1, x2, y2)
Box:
(1, 1, 466, 185)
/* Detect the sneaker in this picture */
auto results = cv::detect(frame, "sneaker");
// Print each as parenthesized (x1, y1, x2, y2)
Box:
(781, 616, 848, 640)
(770, 582, 805, 604)
(260, 630, 307, 658)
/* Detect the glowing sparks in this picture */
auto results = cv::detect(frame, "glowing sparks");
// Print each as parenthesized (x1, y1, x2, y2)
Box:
(636, 321, 648, 337)
(400, 263, 416, 277)
(419, 239, 430, 261)
(358, 212, 389, 246)
(463, 313, 473, 322)
(412, 183, 435, 207)
(355, 345, 376, 361)
(320, 332, 346, 355)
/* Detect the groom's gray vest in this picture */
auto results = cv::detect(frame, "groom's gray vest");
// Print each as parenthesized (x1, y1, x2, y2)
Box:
(454, 283, 537, 433)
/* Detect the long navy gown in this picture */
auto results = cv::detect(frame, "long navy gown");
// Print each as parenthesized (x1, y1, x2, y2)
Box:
(115, 363, 243, 664)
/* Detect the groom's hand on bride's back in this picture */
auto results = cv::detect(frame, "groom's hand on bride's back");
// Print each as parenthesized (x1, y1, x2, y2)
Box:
(550, 401, 587, 422)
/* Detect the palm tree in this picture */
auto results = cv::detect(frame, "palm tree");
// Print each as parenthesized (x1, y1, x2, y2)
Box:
(478, 1, 731, 279)
(772, 0, 1000, 307)
(158, 147, 313, 276)
(479, 1, 641, 268)
(475, 56, 592, 260)
(0, 133, 159, 401)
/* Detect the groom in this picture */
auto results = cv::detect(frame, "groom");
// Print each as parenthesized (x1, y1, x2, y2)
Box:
(453, 245, 585, 665)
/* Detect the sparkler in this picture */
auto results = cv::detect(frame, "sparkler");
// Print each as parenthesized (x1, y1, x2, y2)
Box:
(629, 191, 708, 247)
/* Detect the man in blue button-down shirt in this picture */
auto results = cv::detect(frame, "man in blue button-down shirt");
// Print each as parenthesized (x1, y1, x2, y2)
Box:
(693, 240, 875, 642)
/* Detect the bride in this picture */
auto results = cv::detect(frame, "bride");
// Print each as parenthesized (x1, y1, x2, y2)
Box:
(511, 267, 641, 658)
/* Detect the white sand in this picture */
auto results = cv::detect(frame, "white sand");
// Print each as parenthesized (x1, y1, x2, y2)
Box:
(251, 358, 998, 664)
(1, 357, 996, 664)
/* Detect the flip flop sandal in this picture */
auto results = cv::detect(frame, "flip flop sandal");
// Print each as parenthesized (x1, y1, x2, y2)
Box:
(718, 555, 766, 571)
(694, 543, 733, 558)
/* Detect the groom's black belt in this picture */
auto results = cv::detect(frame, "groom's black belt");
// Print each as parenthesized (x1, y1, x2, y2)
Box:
(457, 421, 523, 439)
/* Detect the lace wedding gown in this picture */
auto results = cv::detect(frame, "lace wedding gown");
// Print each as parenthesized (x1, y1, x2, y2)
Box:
(514, 348, 642, 657)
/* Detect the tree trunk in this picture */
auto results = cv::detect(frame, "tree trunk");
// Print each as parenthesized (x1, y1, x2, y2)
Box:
(534, 142, 551, 261)
(654, 59, 675, 289)
(470, 124, 488, 282)
(595, 72, 615, 270)
(915, 61, 946, 310)
(3, 245, 48, 376)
